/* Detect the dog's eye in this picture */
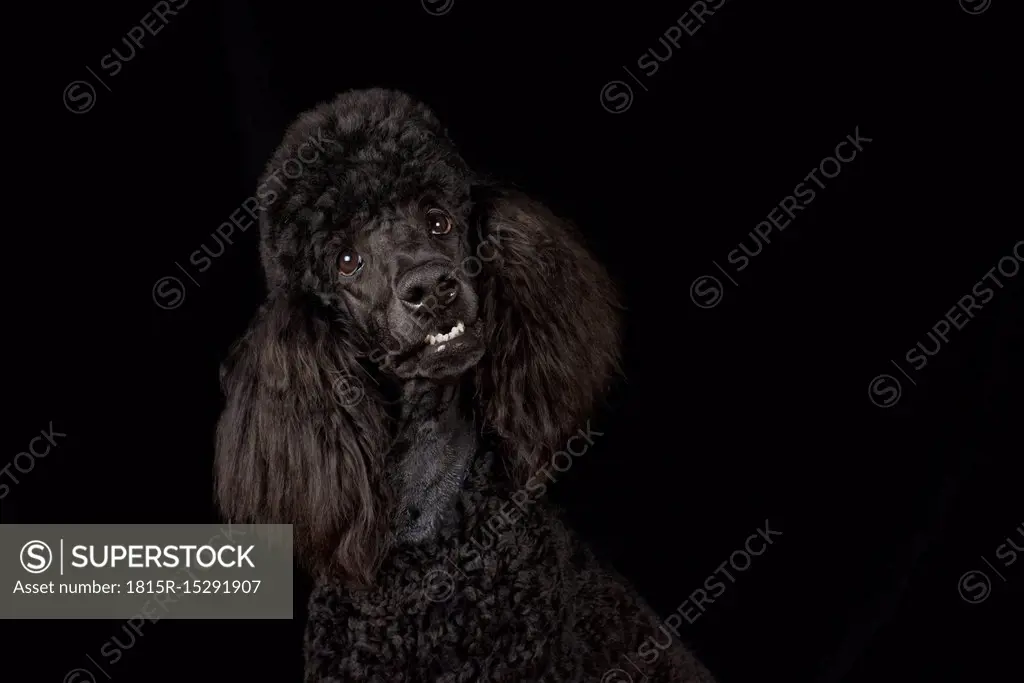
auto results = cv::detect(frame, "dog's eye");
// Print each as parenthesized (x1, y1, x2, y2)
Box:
(338, 248, 363, 277)
(426, 208, 452, 236)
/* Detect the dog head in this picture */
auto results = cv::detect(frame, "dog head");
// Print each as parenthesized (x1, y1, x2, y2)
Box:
(258, 89, 488, 380)
(215, 89, 621, 584)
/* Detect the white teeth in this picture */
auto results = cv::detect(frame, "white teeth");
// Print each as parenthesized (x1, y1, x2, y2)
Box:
(424, 321, 465, 346)
(436, 344, 445, 352)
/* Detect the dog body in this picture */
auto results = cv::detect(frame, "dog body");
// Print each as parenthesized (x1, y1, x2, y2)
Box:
(307, 447, 714, 682)
(215, 89, 715, 682)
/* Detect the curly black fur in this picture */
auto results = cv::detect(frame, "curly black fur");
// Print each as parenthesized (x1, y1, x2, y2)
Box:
(215, 88, 716, 682)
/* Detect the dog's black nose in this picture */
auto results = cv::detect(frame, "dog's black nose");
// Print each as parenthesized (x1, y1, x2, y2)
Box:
(397, 263, 458, 309)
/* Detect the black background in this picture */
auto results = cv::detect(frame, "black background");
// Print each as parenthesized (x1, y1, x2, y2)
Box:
(7, 0, 1019, 681)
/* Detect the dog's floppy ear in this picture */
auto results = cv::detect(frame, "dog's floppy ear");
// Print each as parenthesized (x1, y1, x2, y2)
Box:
(257, 208, 289, 292)
(473, 188, 622, 484)
(214, 289, 391, 585)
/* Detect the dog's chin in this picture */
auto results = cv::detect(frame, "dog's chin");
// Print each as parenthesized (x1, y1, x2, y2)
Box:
(390, 320, 486, 380)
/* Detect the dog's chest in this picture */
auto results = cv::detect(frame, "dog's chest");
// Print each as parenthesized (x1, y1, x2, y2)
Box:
(310, 483, 585, 680)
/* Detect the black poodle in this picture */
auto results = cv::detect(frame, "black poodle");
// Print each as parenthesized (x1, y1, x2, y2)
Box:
(215, 88, 716, 682)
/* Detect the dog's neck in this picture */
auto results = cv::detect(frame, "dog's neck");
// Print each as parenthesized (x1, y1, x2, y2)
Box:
(390, 379, 477, 544)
